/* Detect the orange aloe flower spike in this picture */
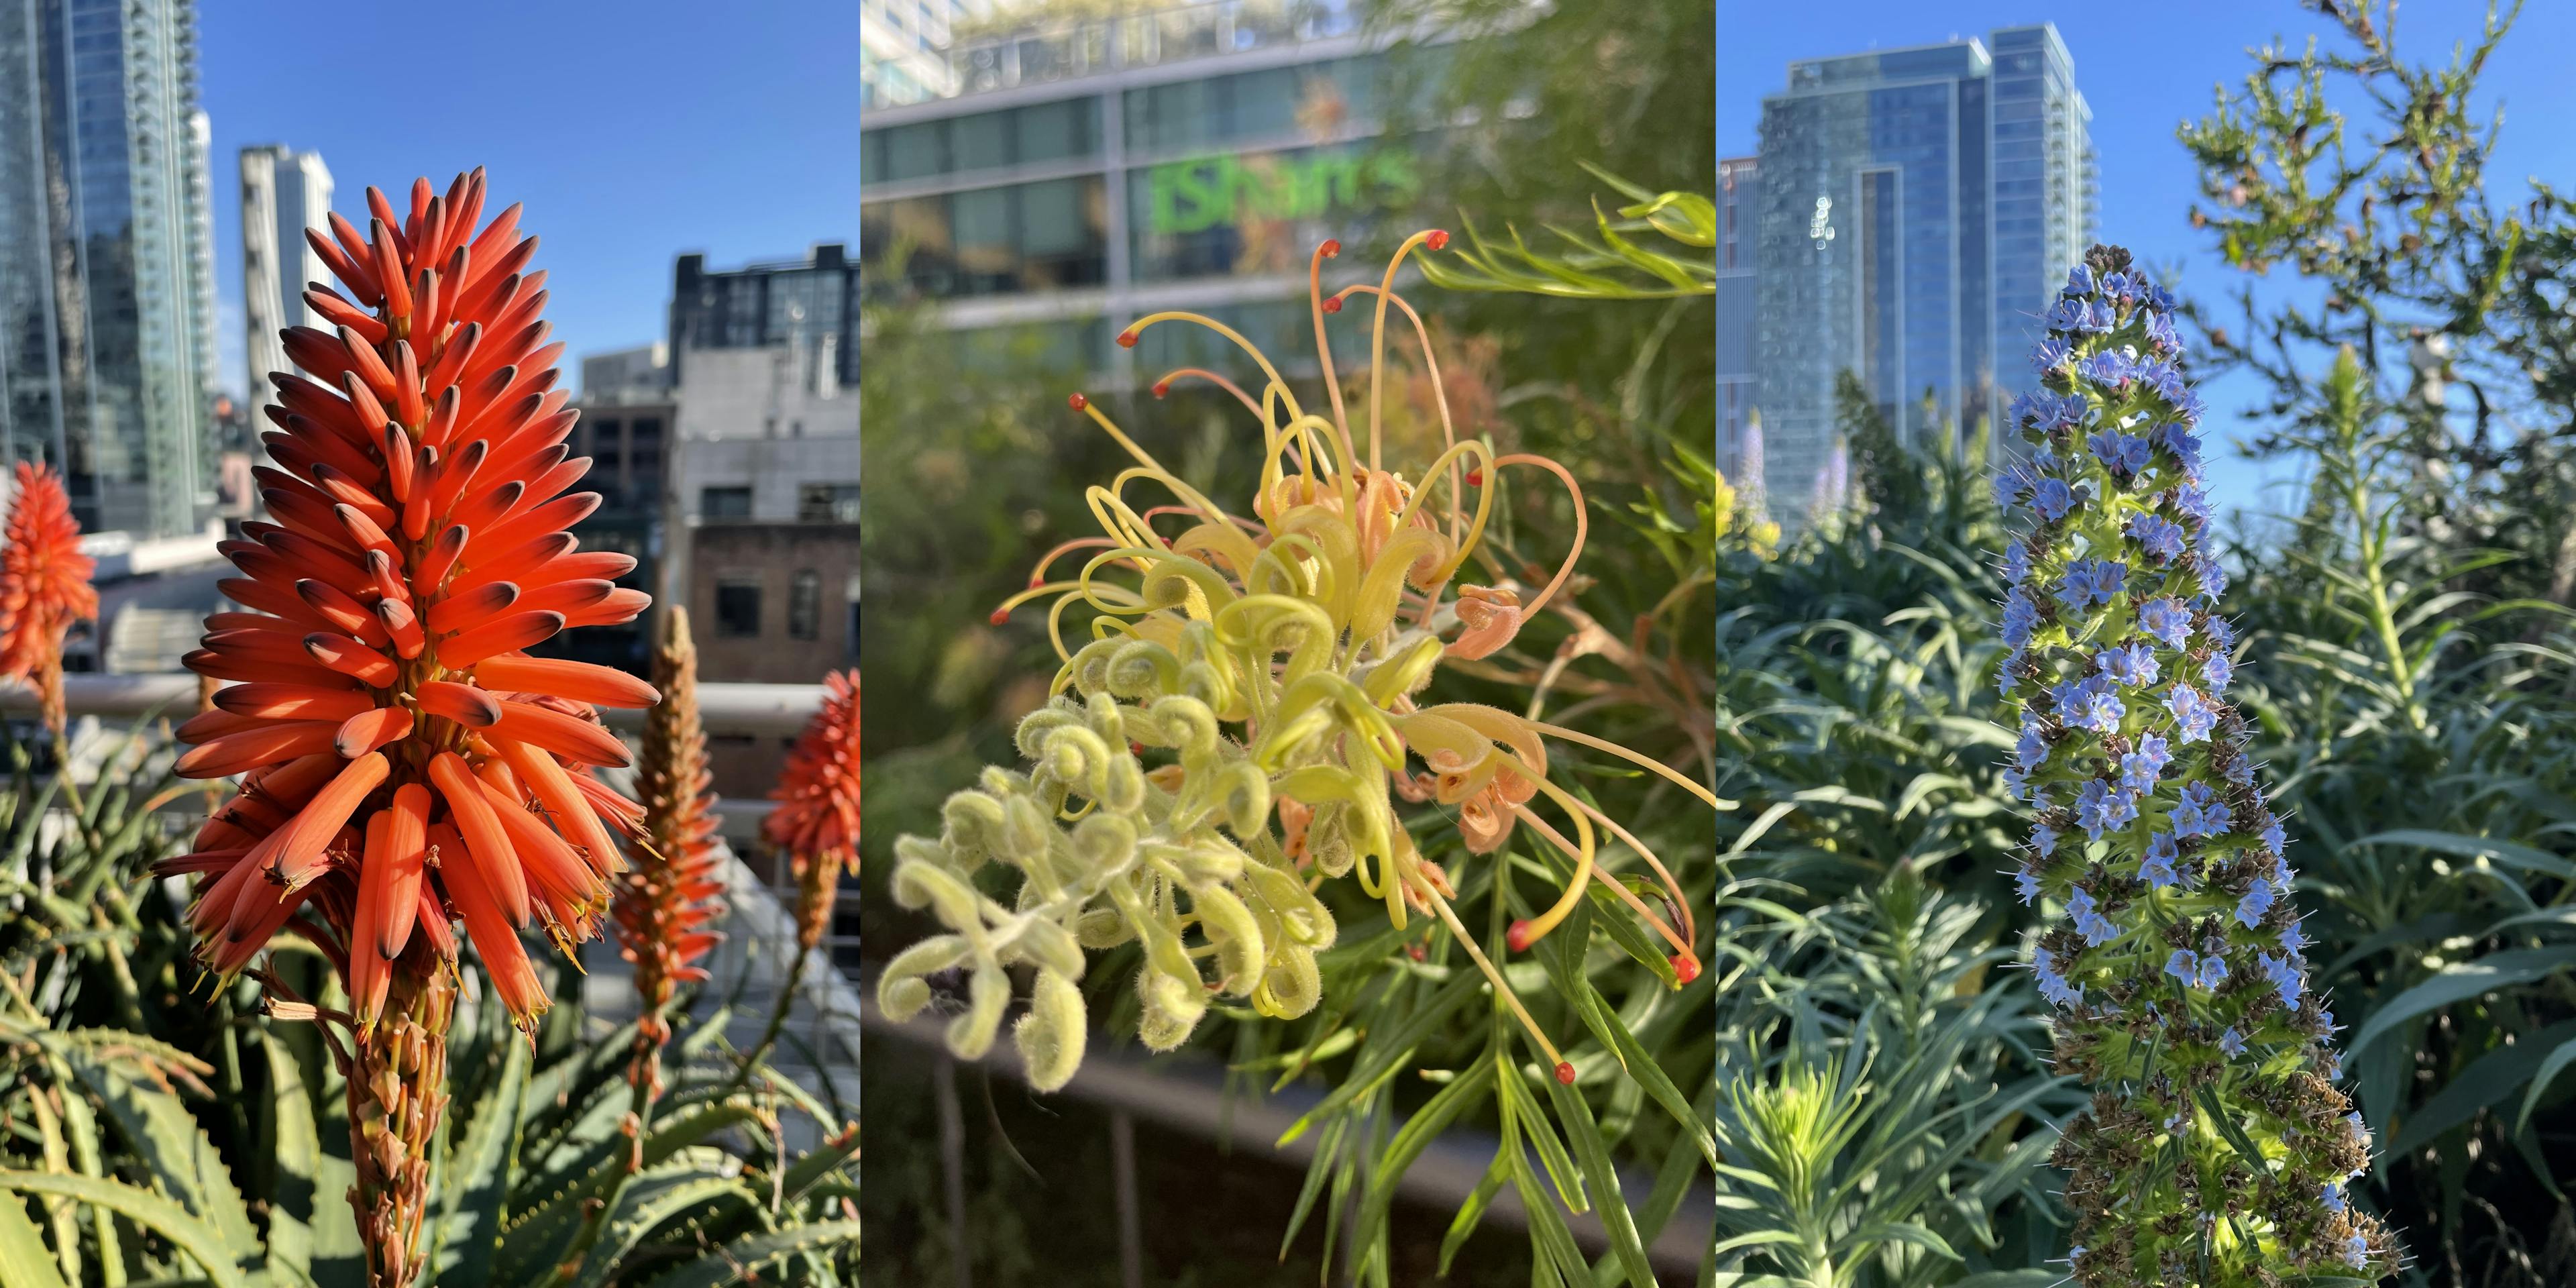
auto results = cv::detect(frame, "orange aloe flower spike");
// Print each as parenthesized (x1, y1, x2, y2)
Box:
(0, 463, 99, 736)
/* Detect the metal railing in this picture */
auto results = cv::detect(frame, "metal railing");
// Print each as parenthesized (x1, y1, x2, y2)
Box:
(941, 0, 1365, 98)
(7, 672, 824, 737)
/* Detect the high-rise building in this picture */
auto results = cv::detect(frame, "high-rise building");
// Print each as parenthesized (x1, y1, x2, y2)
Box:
(238, 144, 334, 434)
(1750, 23, 2095, 525)
(1717, 155, 1756, 489)
(0, 0, 218, 539)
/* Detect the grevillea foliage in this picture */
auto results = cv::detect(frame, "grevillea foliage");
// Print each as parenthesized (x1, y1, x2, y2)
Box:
(1995, 244, 2396, 1283)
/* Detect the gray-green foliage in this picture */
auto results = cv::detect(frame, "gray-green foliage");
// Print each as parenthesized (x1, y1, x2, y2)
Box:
(0, 718, 860, 1287)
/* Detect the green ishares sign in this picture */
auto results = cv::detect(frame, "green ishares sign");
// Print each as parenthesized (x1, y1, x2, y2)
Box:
(1145, 148, 1419, 237)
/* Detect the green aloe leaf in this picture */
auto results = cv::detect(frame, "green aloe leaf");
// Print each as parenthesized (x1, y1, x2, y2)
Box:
(0, 1191, 71, 1288)
(0, 1171, 249, 1288)
(637, 1220, 860, 1288)
(430, 1032, 531, 1284)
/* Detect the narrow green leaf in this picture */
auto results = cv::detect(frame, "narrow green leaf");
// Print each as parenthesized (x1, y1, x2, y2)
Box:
(2349, 947, 2576, 1057)
(0, 1191, 71, 1288)
(637, 1220, 860, 1288)
(0, 1172, 247, 1288)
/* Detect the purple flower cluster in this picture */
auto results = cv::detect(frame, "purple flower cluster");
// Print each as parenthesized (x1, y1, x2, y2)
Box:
(1996, 245, 2390, 1283)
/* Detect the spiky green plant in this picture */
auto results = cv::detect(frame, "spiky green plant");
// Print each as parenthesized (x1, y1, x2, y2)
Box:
(0, 715, 861, 1287)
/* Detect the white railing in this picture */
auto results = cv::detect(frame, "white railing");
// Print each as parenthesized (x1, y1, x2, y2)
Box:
(8, 672, 824, 737)
(941, 0, 1366, 98)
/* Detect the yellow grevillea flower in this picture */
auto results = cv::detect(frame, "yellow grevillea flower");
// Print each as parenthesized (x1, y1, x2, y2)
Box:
(881, 232, 1712, 1091)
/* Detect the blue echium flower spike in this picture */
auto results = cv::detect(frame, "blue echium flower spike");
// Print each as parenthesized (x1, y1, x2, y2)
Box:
(1994, 244, 2393, 1284)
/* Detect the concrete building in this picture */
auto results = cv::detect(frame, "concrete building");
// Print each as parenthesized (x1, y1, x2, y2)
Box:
(859, 1, 1458, 386)
(666, 341, 858, 687)
(580, 342, 671, 405)
(238, 144, 334, 433)
(1751, 23, 2096, 525)
(0, 0, 220, 539)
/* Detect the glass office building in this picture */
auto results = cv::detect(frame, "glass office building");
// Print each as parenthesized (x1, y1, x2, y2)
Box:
(859, 2, 1448, 387)
(1751, 23, 2094, 527)
(669, 244, 860, 394)
(0, 0, 217, 539)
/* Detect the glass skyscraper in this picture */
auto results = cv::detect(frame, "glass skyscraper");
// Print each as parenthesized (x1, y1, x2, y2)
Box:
(0, 0, 217, 539)
(1750, 23, 2094, 527)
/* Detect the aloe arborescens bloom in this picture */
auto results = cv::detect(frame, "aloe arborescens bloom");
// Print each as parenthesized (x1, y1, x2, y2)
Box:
(1996, 245, 2393, 1283)
(0, 462, 99, 735)
(877, 233, 1711, 1093)
(765, 668, 860, 954)
(617, 606, 724, 1093)
(165, 170, 656, 1288)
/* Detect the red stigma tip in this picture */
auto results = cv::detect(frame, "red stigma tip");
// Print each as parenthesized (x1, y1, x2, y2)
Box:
(1507, 920, 1536, 953)
(1028, 574, 1044, 588)
(1322, 297, 1343, 315)
(1151, 381, 1170, 398)
(1116, 330, 1138, 349)
(1405, 943, 1427, 962)
(1466, 469, 1483, 486)
(1128, 741, 1142, 757)
(1554, 1061, 1576, 1085)
(989, 608, 1010, 625)
(1320, 239, 1341, 257)
(1067, 392, 1088, 411)
(1671, 954, 1701, 985)
(1425, 229, 1450, 251)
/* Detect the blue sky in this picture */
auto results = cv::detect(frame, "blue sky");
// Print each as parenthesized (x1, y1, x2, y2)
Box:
(1718, 1, 2576, 527)
(200, 0, 856, 400)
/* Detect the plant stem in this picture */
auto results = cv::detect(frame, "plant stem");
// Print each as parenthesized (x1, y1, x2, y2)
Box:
(349, 963, 455, 1288)
(727, 932, 813, 1097)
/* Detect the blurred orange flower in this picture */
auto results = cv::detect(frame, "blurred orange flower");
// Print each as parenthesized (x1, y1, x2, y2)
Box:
(0, 463, 98, 733)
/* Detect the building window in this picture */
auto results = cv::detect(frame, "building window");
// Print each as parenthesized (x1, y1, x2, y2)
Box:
(702, 486, 753, 519)
(798, 484, 861, 523)
(714, 577, 762, 637)
(788, 569, 821, 640)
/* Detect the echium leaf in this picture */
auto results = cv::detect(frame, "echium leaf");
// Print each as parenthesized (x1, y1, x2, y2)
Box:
(1996, 244, 2398, 1286)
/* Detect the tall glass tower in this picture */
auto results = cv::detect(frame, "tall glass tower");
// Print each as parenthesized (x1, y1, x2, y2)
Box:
(0, 0, 216, 539)
(1750, 23, 2094, 527)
